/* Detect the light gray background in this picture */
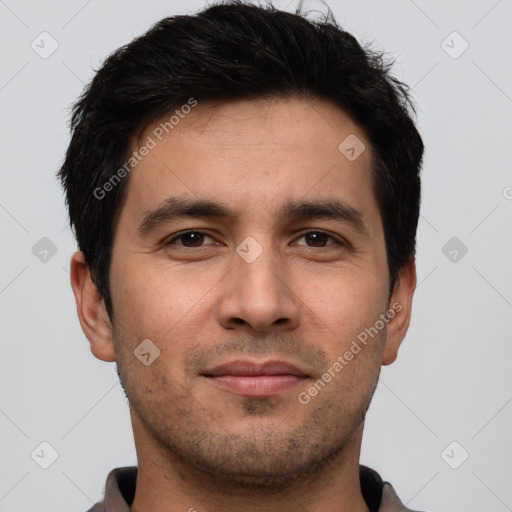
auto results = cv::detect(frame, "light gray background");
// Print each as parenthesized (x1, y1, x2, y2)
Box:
(1, 0, 511, 511)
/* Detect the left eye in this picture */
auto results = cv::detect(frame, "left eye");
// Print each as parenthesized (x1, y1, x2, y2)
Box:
(294, 231, 342, 248)
(166, 230, 342, 248)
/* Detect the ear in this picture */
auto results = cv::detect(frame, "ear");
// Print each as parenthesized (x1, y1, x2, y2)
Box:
(381, 258, 417, 366)
(69, 250, 116, 362)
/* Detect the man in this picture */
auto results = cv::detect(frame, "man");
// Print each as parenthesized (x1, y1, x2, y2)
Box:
(58, 1, 425, 511)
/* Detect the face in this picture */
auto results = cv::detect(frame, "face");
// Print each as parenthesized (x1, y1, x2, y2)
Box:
(74, 96, 414, 488)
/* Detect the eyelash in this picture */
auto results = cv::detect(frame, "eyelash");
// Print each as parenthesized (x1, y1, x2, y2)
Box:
(165, 229, 345, 249)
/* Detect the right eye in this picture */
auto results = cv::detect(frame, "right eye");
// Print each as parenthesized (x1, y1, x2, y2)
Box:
(165, 230, 217, 248)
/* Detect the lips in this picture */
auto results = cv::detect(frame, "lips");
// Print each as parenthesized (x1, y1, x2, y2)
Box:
(202, 359, 309, 378)
(201, 360, 309, 397)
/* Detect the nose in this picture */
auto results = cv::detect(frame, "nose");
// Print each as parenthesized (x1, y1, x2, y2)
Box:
(217, 243, 301, 334)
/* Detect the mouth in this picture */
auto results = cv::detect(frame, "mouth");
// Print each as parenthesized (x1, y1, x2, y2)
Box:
(200, 359, 310, 397)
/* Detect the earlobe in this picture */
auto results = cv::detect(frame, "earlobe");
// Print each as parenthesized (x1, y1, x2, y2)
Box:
(381, 258, 417, 366)
(69, 251, 116, 362)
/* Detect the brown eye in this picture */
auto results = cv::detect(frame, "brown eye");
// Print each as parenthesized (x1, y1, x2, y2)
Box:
(295, 230, 343, 248)
(167, 231, 215, 247)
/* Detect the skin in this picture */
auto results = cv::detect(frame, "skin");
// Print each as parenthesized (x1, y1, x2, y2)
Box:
(70, 96, 416, 512)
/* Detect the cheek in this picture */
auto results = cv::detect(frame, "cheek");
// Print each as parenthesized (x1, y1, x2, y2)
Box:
(294, 274, 388, 375)
(109, 254, 221, 345)
(299, 264, 387, 331)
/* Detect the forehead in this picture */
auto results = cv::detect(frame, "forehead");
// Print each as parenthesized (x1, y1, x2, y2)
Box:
(116, 97, 380, 238)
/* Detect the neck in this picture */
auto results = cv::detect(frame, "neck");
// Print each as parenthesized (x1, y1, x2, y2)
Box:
(129, 410, 370, 512)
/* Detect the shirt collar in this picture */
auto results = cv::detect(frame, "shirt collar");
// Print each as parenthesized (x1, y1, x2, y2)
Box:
(91, 465, 417, 512)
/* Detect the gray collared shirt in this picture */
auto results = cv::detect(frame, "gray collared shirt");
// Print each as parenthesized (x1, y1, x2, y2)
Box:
(87, 465, 424, 512)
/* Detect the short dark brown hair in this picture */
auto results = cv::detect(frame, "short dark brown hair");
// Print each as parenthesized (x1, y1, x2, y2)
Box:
(57, 0, 423, 319)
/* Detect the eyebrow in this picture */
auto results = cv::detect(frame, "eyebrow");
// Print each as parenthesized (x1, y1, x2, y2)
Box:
(137, 196, 369, 238)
